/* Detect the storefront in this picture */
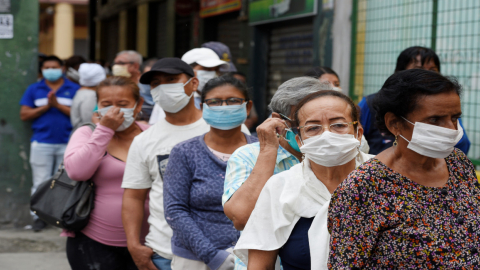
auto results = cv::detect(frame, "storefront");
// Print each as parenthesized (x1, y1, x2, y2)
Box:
(200, 0, 244, 69)
(248, 0, 326, 119)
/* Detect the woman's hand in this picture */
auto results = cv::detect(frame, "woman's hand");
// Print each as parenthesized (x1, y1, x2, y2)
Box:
(256, 118, 287, 151)
(99, 107, 124, 131)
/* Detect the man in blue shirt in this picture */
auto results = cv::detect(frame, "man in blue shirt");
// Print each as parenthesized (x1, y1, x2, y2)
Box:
(20, 55, 80, 232)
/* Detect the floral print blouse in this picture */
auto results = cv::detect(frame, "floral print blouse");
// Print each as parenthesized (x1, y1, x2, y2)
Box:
(328, 149, 480, 269)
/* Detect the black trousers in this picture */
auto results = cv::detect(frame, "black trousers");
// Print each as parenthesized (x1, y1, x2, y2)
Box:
(66, 232, 138, 270)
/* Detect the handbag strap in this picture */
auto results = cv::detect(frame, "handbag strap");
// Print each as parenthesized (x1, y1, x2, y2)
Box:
(58, 123, 97, 170)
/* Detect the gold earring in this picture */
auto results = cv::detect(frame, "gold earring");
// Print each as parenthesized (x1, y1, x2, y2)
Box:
(393, 135, 398, 146)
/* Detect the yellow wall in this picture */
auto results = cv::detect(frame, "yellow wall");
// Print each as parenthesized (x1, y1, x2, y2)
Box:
(137, 3, 149, 57)
(118, 10, 128, 52)
(38, 3, 88, 59)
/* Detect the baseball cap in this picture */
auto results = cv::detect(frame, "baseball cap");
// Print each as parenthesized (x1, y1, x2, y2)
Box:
(201, 42, 237, 72)
(139, 57, 195, 84)
(181, 48, 229, 69)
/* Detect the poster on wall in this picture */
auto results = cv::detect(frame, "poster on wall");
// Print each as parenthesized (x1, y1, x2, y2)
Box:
(200, 0, 242, 18)
(0, 14, 13, 39)
(249, 0, 318, 25)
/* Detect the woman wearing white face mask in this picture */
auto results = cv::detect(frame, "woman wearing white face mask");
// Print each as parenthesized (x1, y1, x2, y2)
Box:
(63, 77, 150, 270)
(305, 66, 371, 154)
(328, 69, 480, 269)
(233, 90, 374, 270)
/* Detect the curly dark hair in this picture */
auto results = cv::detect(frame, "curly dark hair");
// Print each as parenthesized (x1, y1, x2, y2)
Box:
(373, 69, 461, 136)
(201, 75, 250, 103)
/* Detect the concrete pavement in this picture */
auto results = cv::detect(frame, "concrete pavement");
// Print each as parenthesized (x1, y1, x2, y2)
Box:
(0, 227, 70, 270)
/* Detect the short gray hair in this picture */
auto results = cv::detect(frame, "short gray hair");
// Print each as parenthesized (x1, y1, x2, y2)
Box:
(116, 50, 143, 65)
(268, 77, 332, 116)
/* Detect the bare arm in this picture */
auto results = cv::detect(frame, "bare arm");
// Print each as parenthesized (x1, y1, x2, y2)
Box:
(224, 118, 286, 231)
(247, 249, 279, 270)
(122, 188, 157, 270)
(55, 104, 71, 116)
(20, 105, 50, 121)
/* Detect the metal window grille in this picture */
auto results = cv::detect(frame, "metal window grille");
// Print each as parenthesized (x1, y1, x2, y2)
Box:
(350, 0, 480, 165)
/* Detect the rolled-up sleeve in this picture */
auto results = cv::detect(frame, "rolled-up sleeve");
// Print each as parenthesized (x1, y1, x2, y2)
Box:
(222, 145, 256, 206)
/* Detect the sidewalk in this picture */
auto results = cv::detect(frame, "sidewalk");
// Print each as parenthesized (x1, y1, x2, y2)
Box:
(0, 227, 70, 270)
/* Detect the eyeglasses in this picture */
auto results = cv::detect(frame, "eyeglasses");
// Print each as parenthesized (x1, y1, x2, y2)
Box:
(275, 113, 297, 140)
(298, 121, 358, 137)
(205, 98, 245, 107)
(113, 61, 134, 65)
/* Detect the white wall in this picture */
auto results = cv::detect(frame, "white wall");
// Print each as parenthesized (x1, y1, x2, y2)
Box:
(331, 0, 352, 95)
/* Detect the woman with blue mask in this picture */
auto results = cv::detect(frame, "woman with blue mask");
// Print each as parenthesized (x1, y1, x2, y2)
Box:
(63, 77, 150, 270)
(163, 76, 258, 270)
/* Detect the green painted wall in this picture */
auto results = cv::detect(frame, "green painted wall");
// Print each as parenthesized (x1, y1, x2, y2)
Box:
(0, 0, 38, 227)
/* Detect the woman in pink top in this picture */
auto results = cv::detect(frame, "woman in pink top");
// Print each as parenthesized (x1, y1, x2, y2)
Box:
(64, 76, 149, 270)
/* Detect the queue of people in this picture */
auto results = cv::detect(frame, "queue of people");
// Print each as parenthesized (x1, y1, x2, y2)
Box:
(19, 44, 479, 270)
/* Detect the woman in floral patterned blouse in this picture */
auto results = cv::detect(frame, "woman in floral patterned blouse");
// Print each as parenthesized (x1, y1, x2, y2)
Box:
(328, 69, 480, 269)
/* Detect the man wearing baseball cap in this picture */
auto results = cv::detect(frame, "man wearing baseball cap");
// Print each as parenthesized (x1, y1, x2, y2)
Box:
(181, 48, 229, 108)
(122, 57, 210, 270)
(201, 41, 238, 73)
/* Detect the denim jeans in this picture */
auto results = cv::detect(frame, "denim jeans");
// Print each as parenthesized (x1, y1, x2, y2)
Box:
(30, 141, 67, 218)
(152, 253, 172, 270)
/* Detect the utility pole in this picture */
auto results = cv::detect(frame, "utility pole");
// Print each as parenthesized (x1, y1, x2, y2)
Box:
(0, 0, 39, 227)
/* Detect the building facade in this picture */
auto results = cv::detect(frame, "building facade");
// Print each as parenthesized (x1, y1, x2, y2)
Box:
(39, 0, 89, 59)
(90, 0, 344, 120)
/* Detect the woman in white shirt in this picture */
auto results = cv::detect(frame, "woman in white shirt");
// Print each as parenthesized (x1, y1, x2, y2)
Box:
(234, 90, 374, 270)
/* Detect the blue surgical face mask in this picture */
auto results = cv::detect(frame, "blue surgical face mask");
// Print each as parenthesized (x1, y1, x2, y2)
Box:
(42, 68, 63, 82)
(97, 103, 137, 132)
(138, 83, 154, 105)
(202, 102, 247, 130)
(285, 129, 301, 152)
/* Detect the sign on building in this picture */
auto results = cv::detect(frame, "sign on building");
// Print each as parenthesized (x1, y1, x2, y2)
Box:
(249, 0, 318, 25)
(0, 0, 10, 13)
(200, 0, 241, 18)
(0, 14, 13, 39)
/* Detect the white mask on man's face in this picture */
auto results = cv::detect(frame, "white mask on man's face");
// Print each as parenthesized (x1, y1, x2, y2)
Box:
(196, 70, 217, 92)
(150, 78, 193, 113)
(399, 118, 463, 159)
(112, 64, 131, 77)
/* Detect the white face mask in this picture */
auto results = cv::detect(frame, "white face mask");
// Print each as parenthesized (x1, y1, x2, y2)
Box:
(332, 86, 342, 92)
(299, 131, 360, 167)
(151, 78, 193, 113)
(112, 64, 131, 77)
(196, 70, 217, 92)
(97, 103, 137, 132)
(399, 118, 463, 158)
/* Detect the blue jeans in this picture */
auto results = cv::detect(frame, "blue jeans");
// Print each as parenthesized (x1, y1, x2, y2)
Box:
(152, 253, 172, 270)
(29, 141, 67, 218)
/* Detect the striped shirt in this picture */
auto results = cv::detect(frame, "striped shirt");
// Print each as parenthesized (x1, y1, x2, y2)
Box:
(223, 142, 300, 270)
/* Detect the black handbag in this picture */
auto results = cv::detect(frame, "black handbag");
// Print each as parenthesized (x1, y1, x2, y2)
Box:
(30, 123, 96, 231)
